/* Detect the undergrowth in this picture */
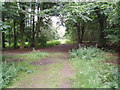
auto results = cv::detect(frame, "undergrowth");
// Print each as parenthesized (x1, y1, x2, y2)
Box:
(47, 40, 61, 47)
(0, 52, 49, 89)
(0, 60, 17, 88)
(69, 46, 118, 88)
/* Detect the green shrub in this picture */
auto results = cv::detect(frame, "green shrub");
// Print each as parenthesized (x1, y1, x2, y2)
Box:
(64, 40, 76, 44)
(16, 64, 33, 74)
(0, 53, 37, 89)
(24, 42, 30, 48)
(38, 34, 47, 48)
(98, 64, 118, 88)
(5, 42, 30, 48)
(2, 55, 6, 62)
(47, 40, 61, 47)
(69, 47, 118, 88)
(69, 46, 104, 60)
(5, 42, 14, 48)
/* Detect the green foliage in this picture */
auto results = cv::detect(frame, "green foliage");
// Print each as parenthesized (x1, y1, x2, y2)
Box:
(47, 40, 61, 47)
(105, 2, 120, 44)
(5, 42, 30, 48)
(15, 52, 49, 62)
(0, 51, 49, 88)
(61, 2, 93, 43)
(70, 47, 118, 88)
(1, 2, 119, 48)
(0, 21, 10, 31)
(0, 55, 20, 88)
(105, 28, 119, 44)
(1, 2, 60, 49)
(0, 62, 17, 88)
(38, 34, 47, 48)
(2, 54, 6, 62)
(64, 39, 76, 44)
(69, 46, 104, 60)
(24, 42, 30, 48)
(16, 64, 34, 74)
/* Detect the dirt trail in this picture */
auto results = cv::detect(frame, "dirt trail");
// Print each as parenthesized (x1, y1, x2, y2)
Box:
(6, 44, 77, 88)
(4, 44, 78, 55)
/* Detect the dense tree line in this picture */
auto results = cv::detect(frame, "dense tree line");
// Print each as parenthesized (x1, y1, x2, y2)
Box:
(61, 2, 120, 47)
(0, 1, 119, 49)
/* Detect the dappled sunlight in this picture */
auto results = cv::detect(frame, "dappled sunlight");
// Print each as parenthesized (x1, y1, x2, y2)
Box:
(51, 16, 66, 39)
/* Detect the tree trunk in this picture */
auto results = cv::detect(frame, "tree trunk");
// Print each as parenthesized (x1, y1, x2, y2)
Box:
(9, 28, 11, 47)
(35, 4, 41, 48)
(31, 4, 35, 48)
(76, 23, 81, 44)
(29, 3, 32, 47)
(35, 19, 40, 48)
(2, 32, 5, 48)
(19, 6, 25, 49)
(80, 23, 85, 43)
(117, 1, 120, 46)
(2, 14, 5, 48)
(13, 19, 17, 48)
(32, 13, 35, 47)
(95, 7, 107, 47)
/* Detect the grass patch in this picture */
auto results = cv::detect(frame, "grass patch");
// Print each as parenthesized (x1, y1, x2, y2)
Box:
(1, 51, 49, 88)
(12, 51, 49, 63)
(69, 46, 118, 88)
(4, 52, 64, 88)
(7, 63, 63, 88)
(8, 51, 49, 74)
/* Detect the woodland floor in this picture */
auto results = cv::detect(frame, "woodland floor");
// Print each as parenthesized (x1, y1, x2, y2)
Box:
(4, 44, 78, 88)
(3, 44, 119, 88)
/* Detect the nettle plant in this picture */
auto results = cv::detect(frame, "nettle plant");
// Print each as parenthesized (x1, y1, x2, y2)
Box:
(69, 46, 118, 88)
(69, 46, 104, 60)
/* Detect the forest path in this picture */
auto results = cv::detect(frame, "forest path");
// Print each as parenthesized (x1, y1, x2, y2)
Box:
(6, 44, 78, 88)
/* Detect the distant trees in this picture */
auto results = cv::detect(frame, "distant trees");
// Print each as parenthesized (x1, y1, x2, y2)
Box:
(61, 2, 92, 44)
(1, 1, 119, 49)
(61, 2, 119, 47)
(1, 2, 59, 49)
